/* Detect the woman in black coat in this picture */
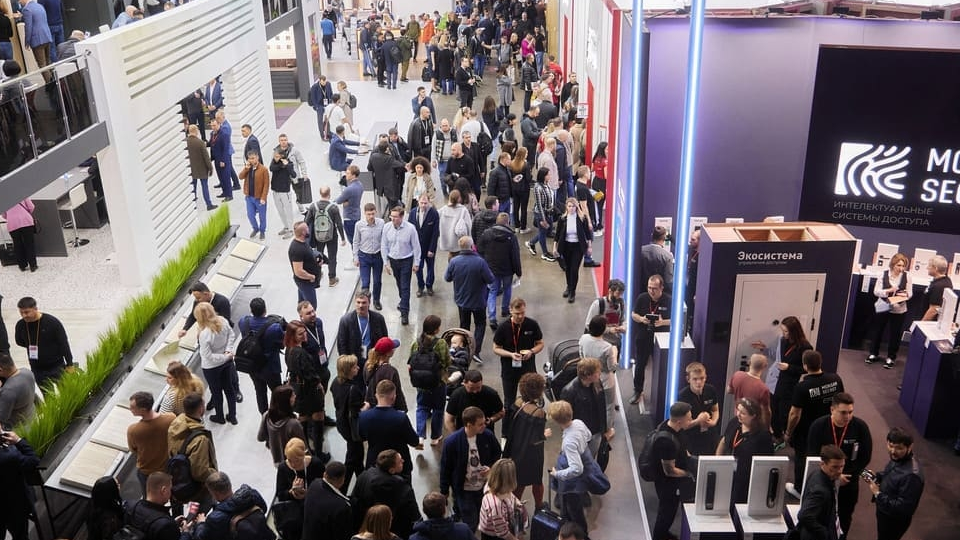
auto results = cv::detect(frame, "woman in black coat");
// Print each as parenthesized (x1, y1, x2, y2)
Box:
(87, 476, 124, 540)
(552, 197, 592, 303)
(330, 354, 368, 494)
(274, 437, 327, 540)
(284, 321, 326, 459)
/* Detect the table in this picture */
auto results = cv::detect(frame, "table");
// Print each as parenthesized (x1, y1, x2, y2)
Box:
(681, 503, 737, 540)
(733, 503, 787, 540)
(29, 167, 107, 257)
(900, 321, 960, 438)
(651, 333, 698, 421)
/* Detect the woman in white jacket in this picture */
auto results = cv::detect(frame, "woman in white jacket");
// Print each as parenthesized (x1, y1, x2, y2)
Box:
(436, 189, 472, 260)
(195, 302, 238, 425)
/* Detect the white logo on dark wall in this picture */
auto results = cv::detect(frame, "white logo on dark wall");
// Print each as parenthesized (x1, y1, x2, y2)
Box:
(834, 143, 911, 200)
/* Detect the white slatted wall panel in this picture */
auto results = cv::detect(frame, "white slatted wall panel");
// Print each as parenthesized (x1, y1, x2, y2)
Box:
(224, 52, 276, 166)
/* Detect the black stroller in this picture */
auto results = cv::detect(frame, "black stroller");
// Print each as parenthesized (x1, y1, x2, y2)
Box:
(442, 327, 475, 393)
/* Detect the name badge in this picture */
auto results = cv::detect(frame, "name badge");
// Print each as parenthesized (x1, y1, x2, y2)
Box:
(318, 350, 329, 365)
(28, 345, 38, 360)
(511, 357, 522, 368)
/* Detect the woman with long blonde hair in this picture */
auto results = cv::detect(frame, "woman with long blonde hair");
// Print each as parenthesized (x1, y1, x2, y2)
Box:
(352, 505, 400, 540)
(478, 458, 528, 540)
(194, 302, 237, 424)
(159, 361, 205, 415)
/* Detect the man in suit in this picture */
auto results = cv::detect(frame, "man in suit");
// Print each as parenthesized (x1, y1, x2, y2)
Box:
(308, 75, 334, 134)
(204, 79, 223, 116)
(336, 290, 388, 371)
(18, 0, 53, 76)
(186, 125, 217, 211)
(410, 86, 436, 120)
(368, 141, 407, 212)
(207, 119, 234, 201)
(797, 444, 845, 540)
(358, 381, 420, 480)
(409, 194, 439, 297)
(351, 450, 421, 536)
(214, 110, 241, 190)
(302, 461, 353, 540)
(329, 125, 364, 173)
(240, 124, 262, 164)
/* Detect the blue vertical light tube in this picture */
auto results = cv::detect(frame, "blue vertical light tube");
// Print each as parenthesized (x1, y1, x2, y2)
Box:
(666, 0, 707, 415)
(622, 0, 645, 369)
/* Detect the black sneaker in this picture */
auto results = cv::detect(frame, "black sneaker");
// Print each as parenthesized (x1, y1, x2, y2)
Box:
(541, 254, 556, 262)
(490, 320, 499, 331)
(526, 242, 537, 256)
(235, 390, 243, 403)
(883, 358, 895, 369)
(865, 355, 879, 365)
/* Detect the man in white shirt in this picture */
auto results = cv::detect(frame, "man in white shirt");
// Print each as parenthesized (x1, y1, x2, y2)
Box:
(381, 206, 421, 325)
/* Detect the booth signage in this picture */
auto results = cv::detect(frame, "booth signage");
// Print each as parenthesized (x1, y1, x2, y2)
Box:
(799, 46, 960, 235)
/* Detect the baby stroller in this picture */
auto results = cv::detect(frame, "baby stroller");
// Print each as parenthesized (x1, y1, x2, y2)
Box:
(442, 327, 475, 393)
(544, 339, 581, 402)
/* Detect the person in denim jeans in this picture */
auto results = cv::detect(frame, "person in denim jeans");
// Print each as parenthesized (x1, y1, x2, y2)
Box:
(353, 203, 386, 310)
(526, 169, 555, 262)
(411, 316, 451, 446)
(478, 213, 521, 330)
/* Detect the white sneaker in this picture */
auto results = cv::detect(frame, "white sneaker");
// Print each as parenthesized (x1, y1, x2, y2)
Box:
(785, 482, 801, 498)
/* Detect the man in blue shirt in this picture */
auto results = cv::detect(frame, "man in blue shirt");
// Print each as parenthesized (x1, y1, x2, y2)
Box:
(321, 16, 336, 59)
(19, 0, 53, 73)
(334, 165, 363, 245)
(236, 298, 284, 415)
(381, 206, 421, 326)
(353, 203, 386, 312)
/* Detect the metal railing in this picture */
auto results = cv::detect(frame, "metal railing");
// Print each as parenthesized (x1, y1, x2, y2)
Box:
(263, 0, 300, 23)
(0, 54, 97, 178)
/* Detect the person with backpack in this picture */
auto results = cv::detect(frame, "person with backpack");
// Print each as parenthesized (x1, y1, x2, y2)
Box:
(545, 400, 591, 538)
(409, 315, 451, 447)
(236, 298, 285, 415)
(305, 185, 347, 288)
(120, 472, 199, 540)
(166, 393, 217, 512)
(193, 472, 274, 540)
(643, 401, 695, 540)
(381, 31, 401, 90)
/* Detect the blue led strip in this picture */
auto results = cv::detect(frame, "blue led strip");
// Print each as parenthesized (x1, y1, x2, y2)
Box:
(666, 0, 707, 416)
(622, 0, 645, 369)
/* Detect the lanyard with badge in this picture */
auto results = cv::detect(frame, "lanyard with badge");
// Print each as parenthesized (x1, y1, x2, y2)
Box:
(511, 320, 523, 368)
(28, 320, 40, 360)
(305, 323, 328, 365)
(358, 314, 370, 358)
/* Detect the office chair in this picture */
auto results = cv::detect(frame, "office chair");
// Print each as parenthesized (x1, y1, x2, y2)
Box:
(58, 184, 89, 247)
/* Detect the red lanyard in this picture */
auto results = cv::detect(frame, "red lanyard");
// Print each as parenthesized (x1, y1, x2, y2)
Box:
(832, 421, 850, 448)
(511, 320, 522, 350)
(648, 300, 659, 314)
(732, 428, 745, 449)
(783, 344, 796, 358)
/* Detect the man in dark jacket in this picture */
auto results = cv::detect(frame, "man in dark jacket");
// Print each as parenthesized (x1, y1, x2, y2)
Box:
(236, 298, 285, 415)
(478, 213, 521, 330)
(486, 152, 513, 215)
(409, 194, 440, 297)
(123, 472, 196, 540)
(381, 31, 400, 89)
(439, 406, 502, 535)
(369, 141, 408, 213)
(358, 381, 420, 480)
(337, 291, 389, 371)
(454, 56, 476, 108)
(407, 106, 435, 160)
(351, 450, 422, 537)
(520, 107, 541, 167)
(559, 357, 611, 454)
(0, 431, 39, 540)
(444, 237, 495, 361)
(864, 428, 924, 540)
(445, 143, 480, 200)
(194, 472, 273, 540)
(409, 492, 475, 540)
(471, 196, 499, 242)
(303, 462, 353, 540)
(797, 444, 845, 540)
(308, 74, 334, 133)
(187, 124, 216, 211)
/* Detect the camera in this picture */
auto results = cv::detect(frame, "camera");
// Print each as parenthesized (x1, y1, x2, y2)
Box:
(645, 313, 660, 323)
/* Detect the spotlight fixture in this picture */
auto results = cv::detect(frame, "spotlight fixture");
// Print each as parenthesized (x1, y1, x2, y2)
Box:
(920, 9, 944, 19)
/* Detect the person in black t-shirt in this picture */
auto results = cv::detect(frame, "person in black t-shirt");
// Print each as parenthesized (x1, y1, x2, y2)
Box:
(573, 166, 599, 267)
(717, 397, 774, 504)
(921, 255, 953, 321)
(651, 401, 695, 540)
(444, 370, 505, 433)
(288, 221, 323, 309)
(676, 362, 719, 456)
(629, 275, 671, 405)
(13, 297, 73, 390)
(785, 350, 844, 498)
(806, 393, 871, 540)
(491, 298, 544, 432)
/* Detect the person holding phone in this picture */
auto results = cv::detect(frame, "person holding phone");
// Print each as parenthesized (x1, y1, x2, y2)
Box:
(629, 275, 671, 406)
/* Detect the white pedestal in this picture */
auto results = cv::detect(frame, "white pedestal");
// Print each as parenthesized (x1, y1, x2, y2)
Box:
(734, 503, 787, 540)
(681, 503, 737, 540)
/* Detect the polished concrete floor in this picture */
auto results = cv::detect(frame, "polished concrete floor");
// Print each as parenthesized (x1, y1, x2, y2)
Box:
(6, 36, 959, 540)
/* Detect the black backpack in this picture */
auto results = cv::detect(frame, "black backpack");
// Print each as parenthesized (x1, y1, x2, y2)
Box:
(166, 428, 211, 503)
(637, 423, 676, 481)
(548, 357, 580, 402)
(349, 93, 358, 109)
(389, 44, 402, 63)
(477, 130, 494, 158)
(113, 501, 167, 540)
(408, 338, 442, 389)
(234, 315, 284, 374)
(230, 505, 275, 540)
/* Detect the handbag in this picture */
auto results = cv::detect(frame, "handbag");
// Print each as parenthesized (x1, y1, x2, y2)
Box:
(421, 66, 434, 81)
(596, 439, 611, 472)
(269, 498, 303, 539)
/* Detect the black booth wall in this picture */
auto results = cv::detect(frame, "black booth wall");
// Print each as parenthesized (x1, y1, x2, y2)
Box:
(642, 16, 960, 261)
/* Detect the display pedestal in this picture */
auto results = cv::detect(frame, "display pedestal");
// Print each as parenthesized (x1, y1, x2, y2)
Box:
(899, 322, 960, 438)
(681, 503, 737, 540)
(784, 504, 799, 528)
(733, 503, 787, 540)
(651, 333, 697, 420)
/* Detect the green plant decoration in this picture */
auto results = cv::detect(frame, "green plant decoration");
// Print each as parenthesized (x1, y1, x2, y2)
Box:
(18, 206, 230, 456)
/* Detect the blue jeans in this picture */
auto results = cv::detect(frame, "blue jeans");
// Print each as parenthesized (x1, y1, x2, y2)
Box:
(358, 251, 383, 302)
(192, 178, 213, 207)
(487, 274, 513, 320)
(389, 256, 414, 314)
(0, 42, 13, 61)
(245, 196, 267, 234)
(362, 47, 375, 74)
(49, 24, 64, 61)
(416, 253, 435, 290)
(437, 162, 449, 196)
(533, 212, 552, 253)
(295, 278, 318, 308)
(387, 66, 398, 88)
(214, 162, 234, 198)
(535, 51, 545, 74)
(203, 362, 237, 419)
(474, 54, 487, 76)
(416, 385, 446, 439)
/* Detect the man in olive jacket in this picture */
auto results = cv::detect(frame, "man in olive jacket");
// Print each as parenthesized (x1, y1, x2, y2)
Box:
(187, 124, 217, 211)
(167, 393, 217, 511)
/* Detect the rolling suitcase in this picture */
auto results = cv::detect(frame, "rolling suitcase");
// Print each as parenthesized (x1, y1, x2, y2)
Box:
(530, 478, 565, 540)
